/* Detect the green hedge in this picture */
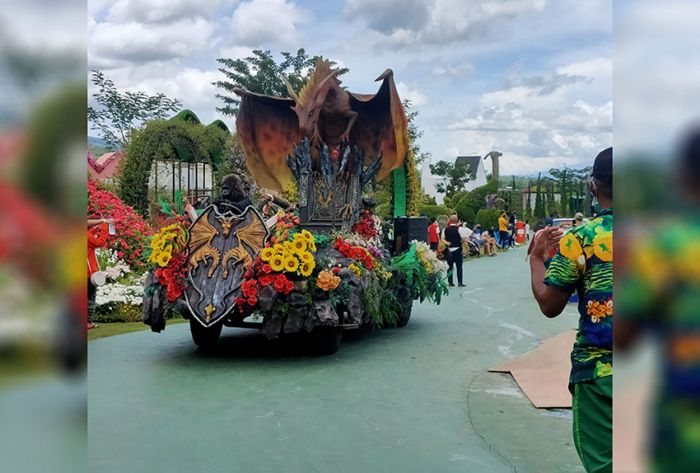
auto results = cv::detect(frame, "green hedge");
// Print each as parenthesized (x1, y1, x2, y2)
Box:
(475, 208, 502, 231)
(95, 303, 143, 323)
(418, 204, 454, 219)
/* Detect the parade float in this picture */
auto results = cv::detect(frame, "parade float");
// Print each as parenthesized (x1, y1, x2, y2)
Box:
(142, 60, 448, 353)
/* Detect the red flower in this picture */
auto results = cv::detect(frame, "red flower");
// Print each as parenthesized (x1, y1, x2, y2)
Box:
(331, 267, 340, 274)
(261, 263, 272, 274)
(273, 274, 287, 292)
(259, 274, 275, 286)
(247, 296, 257, 306)
(284, 280, 295, 294)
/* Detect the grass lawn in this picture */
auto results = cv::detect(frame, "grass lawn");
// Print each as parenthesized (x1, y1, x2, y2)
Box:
(88, 318, 188, 341)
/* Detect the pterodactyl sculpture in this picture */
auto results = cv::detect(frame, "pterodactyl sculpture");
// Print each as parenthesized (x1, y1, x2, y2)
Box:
(234, 59, 408, 192)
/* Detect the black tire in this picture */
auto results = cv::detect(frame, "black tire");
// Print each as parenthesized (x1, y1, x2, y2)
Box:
(396, 300, 413, 328)
(189, 319, 222, 351)
(312, 327, 342, 355)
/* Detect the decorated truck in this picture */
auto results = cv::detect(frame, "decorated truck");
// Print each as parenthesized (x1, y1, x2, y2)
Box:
(142, 60, 448, 353)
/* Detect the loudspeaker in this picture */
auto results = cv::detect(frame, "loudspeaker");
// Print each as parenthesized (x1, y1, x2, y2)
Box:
(393, 216, 429, 253)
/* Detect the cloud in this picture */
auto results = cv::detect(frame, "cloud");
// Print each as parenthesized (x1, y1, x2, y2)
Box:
(343, 0, 547, 48)
(344, 0, 429, 34)
(105, 0, 228, 24)
(431, 62, 475, 78)
(397, 82, 428, 107)
(231, 0, 307, 47)
(89, 18, 217, 65)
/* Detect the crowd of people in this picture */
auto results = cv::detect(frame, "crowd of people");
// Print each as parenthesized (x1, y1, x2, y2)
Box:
(426, 211, 529, 287)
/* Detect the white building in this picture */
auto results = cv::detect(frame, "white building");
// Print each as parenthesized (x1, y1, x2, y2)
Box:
(421, 155, 488, 205)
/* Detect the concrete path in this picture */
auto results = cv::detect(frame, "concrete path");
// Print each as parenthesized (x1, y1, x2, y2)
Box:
(88, 246, 583, 472)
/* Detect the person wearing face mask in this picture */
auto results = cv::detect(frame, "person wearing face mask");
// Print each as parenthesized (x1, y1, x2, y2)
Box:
(529, 147, 613, 473)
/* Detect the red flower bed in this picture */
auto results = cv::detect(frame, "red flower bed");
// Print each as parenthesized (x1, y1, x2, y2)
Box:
(88, 179, 152, 270)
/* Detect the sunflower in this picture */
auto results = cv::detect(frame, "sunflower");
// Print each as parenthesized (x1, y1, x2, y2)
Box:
(300, 229, 314, 243)
(283, 241, 295, 254)
(291, 238, 307, 254)
(273, 243, 285, 254)
(308, 241, 317, 252)
(300, 252, 314, 264)
(270, 254, 285, 272)
(284, 255, 300, 272)
(300, 260, 315, 277)
(260, 247, 275, 262)
(157, 253, 171, 267)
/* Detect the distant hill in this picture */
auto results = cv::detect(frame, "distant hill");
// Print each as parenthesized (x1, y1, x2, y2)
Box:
(88, 135, 118, 156)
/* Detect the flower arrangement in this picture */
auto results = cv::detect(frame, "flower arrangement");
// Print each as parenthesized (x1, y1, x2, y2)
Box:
(412, 240, 449, 275)
(316, 270, 341, 291)
(146, 220, 189, 302)
(351, 210, 379, 239)
(88, 179, 152, 270)
(334, 237, 375, 270)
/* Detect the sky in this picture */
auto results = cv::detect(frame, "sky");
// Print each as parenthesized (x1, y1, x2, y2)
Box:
(85, 0, 613, 176)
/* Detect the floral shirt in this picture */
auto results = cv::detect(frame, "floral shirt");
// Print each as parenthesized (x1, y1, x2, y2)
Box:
(544, 208, 613, 385)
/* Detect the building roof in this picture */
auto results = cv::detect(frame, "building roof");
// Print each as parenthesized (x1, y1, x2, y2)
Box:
(455, 155, 482, 174)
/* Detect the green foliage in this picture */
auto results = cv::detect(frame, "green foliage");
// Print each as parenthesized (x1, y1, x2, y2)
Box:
(214, 49, 348, 116)
(405, 148, 420, 217)
(403, 99, 431, 167)
(418, 204, 454, 219)
(119, 120, 209, 215)
(475, 208, 502, 230)
(362, 273, 401, 328)
(88, 69, 182, 149)
(429, 160, 474, 199)
(94, 303, 143, 323)
(534, 172, 545, 218)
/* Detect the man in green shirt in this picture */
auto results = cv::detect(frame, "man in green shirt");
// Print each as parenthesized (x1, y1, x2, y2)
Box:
(529, 147, 613, 473)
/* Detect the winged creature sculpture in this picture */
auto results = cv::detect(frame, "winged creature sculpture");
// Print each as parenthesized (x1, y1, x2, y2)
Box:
(234, 59, 408, 192)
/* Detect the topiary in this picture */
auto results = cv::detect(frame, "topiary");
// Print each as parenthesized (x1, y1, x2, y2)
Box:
(475, 208, 502, 231)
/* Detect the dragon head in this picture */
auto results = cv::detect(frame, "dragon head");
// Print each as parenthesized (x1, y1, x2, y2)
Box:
(283, 61, 340, 137)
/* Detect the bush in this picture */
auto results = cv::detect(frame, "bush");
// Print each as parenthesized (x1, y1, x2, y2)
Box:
(475, 208, 502, 231)
(418, 204, 454, 220)
(94, 302, 143, 323)
(88, 180, 153, 271)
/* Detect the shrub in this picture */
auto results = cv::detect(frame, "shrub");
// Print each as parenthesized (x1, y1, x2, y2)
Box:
(88, 179, 152, 271)
(475, 208, 502, 231)
(418, 204, 454, 220)
(94, 302, 143, 323)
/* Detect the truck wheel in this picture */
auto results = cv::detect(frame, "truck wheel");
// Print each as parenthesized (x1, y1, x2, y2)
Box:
(396, 301, 413, 328)
(190, 319, 222, 351)
(313, 327, 342, 355)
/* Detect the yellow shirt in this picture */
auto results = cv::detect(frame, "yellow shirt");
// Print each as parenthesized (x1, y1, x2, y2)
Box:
(498, 216, 508, 232)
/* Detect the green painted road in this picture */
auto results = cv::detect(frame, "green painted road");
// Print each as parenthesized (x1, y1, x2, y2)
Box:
(88, 246, 584, 472)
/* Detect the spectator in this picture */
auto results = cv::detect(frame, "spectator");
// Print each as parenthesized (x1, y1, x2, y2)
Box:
(529, 147, 613, 472)
(428, 217, 440, 251)
(441, 215, 465, 287)
(525, 220, 531, 241)
(480, 230, 497, 256)
(572, 212, 586, 228)
(498, 212, 509, 249)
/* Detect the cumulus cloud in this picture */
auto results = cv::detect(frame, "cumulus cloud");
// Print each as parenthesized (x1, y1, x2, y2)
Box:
(343, 0, 547, 47)
(397, 82, 428, 107)
(105, 0, 228, 24)
(89, 18, 217, 65)
(231, 0, 307, 47)
(431, 62, 475, 78)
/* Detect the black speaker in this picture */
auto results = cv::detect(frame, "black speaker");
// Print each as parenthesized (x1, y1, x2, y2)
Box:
(393, 216, 429, 253)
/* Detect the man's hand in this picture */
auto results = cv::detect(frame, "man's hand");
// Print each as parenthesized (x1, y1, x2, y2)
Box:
(529, 226, 564, 261)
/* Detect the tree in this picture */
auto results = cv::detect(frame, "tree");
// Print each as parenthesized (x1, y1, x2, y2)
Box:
(525, 180, 532, 216)
(534, 173, 545, 218)
(88, 70, 182, 150)
(214, 49, 348, 116)
(403, 99, 431, 167)
(429, 160, 473, 199)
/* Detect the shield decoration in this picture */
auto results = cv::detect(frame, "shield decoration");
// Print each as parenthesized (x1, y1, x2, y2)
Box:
(185, 204, 269, 327)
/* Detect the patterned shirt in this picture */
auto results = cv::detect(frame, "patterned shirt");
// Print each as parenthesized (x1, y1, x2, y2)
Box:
(544, 208, 613, 385)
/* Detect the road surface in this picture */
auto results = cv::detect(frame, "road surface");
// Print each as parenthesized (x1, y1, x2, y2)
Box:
(88, 246, 583, 472)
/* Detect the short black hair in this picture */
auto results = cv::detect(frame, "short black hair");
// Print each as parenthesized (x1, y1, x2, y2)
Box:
(591, 147, 613, 198)
(430, 217, 436, 223)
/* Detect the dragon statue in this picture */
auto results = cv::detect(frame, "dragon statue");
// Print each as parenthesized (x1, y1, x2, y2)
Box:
(234, 59, 409, 192)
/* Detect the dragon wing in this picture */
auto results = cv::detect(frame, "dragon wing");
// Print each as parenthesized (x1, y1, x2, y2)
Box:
(348, 69, 409, 182)
(235, 89, 302, 192)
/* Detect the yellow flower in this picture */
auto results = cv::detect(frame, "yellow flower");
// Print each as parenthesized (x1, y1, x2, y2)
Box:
(300, 230, 314, 243)
(291, 238, 307, 254)
(300, 252, 314, 264)
(300, 260, 315, 277)
(273, 243, 285, 254)
(157, 252, 171, 267)
(260, 247, 275, 262)
(284, 255, 299, 272)
(308, 241, 316, 252)
(270, 254, 285, 272)
(349, 264, 361, 276)
(283, 241, 295, 254)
